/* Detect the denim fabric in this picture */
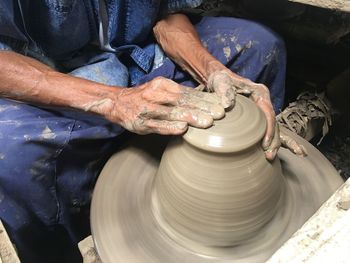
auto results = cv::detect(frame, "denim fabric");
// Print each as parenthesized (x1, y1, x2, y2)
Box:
(0, 0, 203, 80)
(0, 100, 126, 263)
(0, 3, 286, 263)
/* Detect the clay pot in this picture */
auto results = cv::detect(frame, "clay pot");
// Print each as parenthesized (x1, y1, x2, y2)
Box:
(152, 95, 285, 247)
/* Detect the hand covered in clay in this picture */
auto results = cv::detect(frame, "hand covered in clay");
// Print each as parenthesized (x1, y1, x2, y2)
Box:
(105, 77, 225, 135)
(207, 70, 306, 160)
(279, 127, 307, 156)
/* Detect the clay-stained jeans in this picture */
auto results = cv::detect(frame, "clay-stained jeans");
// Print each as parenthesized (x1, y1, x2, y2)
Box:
(0, 16, 286, 263)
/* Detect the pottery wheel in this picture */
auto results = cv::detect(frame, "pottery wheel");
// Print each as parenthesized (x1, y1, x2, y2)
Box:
(91, 129, 343, 263)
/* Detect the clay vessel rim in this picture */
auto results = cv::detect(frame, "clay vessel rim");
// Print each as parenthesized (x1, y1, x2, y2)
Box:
(183, 95, 267, 153)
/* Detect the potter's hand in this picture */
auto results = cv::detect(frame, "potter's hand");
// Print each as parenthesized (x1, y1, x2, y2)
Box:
(207, 70, 279, 160)
(152, 14, 305, 157)
(105, 77, 225, 135)
(207, 71, 307, 159)
(279, 128, 308, 156)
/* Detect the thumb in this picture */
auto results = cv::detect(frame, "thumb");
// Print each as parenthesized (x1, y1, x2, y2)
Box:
(208, 71, 236, 108)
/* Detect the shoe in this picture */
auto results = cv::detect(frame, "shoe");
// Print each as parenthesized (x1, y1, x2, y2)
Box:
(277, 91, 332, 144)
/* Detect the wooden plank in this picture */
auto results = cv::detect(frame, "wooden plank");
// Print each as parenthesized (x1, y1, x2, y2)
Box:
(78, 236, 102, 263)
(289, 0, 350, 12)
(268, 178, 350, 263)
(0, 220, 20, 263)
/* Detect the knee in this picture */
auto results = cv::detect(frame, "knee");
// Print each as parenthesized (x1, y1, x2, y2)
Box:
(198, 17, 286, 64)
(225, 17, 286, 64)
(242, 20, 286, 63)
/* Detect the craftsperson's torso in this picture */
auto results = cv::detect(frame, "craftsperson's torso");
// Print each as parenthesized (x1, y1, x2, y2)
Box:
(0, 0, 202, 85)
(0, 0, 202, 57)
(2, 0, 163, 58)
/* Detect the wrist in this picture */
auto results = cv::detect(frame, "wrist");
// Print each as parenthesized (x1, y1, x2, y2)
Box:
(43, 71, 122, 119)
(80, 85, 121, 119)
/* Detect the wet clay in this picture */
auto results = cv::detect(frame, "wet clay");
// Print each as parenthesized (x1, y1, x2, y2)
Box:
(152, 139, 284, 248)
(152, 96, 283, 248)
(91, 96, 343, 263)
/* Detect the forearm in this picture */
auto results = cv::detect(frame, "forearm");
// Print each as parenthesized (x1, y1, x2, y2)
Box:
(0, 51, 225, 135)
(153, 14, 244, 85)
(0, 51, 120, 116)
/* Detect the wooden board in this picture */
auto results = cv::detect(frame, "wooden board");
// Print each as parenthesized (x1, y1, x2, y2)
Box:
(268, 178, 350, 262)
(289, 0, 350, 12)
(78, 236, 102, 263)
(0, 221, 20, 263)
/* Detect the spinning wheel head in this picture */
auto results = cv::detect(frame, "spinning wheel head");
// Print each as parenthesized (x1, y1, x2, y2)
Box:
(91, 97, 343, 263)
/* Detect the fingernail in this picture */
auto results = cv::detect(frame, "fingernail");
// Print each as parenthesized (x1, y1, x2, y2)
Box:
(297, 145, 308, 157)
(210, 105, 225, 119)
(196, 115, 213, 128)
(221, 97, 231, 108)
(262, 137, 271, 150)
(222, 89, 235, 109)
(265, 149, 277, 161)
(302, 146, 308, 156)
(175, 122, 188, 131)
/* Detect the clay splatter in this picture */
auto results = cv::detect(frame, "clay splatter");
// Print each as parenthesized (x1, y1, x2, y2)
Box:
(40, 126, 56, 140)
(223, 46, 231, 61)
(246, 40, 253, 49)
(235, 44, 242, 53)
(0, 105, 19, 113)
(202, 40, 208, 48)
(215, 33, 225, 44)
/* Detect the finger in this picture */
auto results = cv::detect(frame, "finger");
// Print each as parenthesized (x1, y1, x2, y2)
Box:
(254, 101, 276, 150)
(143, 120, 188, 135)
(280, 133, 308, 157)
(143, 80, 225, 119)
(177, 94, 225, 119)
(247, 84, 276, 150)
(159, 78, 222, 105)
(144, 91, 224, 120)
(237, 88, 252, 96)
(264, 123, 281, 161)
(208, 71, 236, 108)
(215, 84, 236, 109)
(170, 107, 214, 128)
(140, 104, 214, 128)
(261, 106, 275, 150)
(181, 86, 222, 105)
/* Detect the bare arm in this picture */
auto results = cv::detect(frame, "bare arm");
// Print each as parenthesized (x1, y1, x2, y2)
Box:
(153, 14, 245, 89)
(153, 14, 306, 159)
(0, 51, 224, 135)
(0, 51, 117, 114)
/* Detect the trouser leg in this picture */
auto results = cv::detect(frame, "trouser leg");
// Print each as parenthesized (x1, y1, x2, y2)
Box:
(0, 99, 124, 263)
